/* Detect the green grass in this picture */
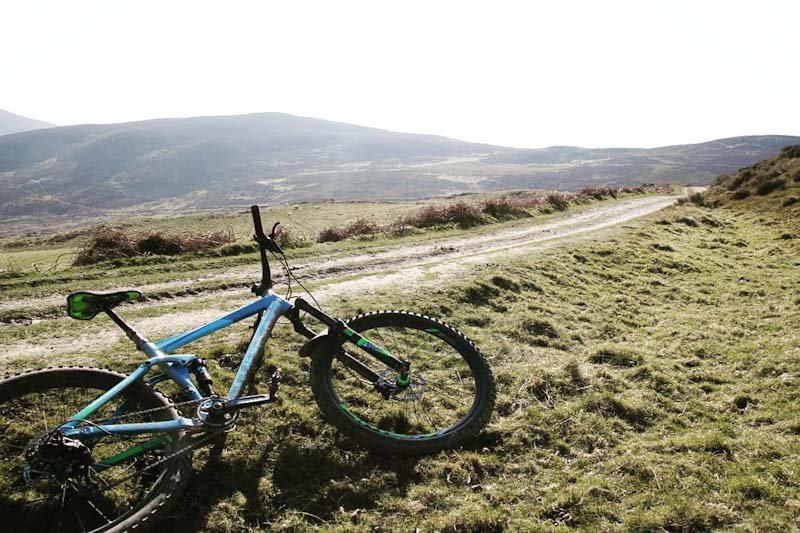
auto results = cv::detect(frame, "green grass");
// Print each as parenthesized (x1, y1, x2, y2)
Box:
(1, 188, 798, 530)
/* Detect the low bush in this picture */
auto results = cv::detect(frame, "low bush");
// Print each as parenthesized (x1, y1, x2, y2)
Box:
(756, 178, 786, 196)
(447, 201, 485, 228)
(273, 226, 311, 248)
(401, 201, 486, 229)
(74, 228, 232, 266)
(481, 198, 529, 219)
(782, 197, 799, 208)
(315, 184, 662, 243)
(780, 145, 800, 159)
(317, 226, 346, 243)
(732, 189, 751, 200)
(317, 218, 381, 243)
(545, 194, 571, 211)
(579, 187, 618, 200)
(687, 192, 706, 206)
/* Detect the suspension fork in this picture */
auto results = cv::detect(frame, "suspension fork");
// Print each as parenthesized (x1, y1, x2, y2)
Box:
(289, 299, 411, 386)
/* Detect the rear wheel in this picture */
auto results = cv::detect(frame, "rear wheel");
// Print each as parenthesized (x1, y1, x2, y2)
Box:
(0, 367, 190, 533)
(310, 311, 495, 456)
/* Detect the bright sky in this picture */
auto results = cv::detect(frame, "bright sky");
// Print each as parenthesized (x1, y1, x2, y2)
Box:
(2, 0, 798, 148)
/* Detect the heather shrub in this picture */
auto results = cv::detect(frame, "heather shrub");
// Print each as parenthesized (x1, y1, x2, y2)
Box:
(781, 197, 799, 208)
(546, 194, 570, 211)
(756, 178, 785, 196)
(317, 218, 381, 242)
(481, 198, 529, 219)
(274, 226, 311, 248)
(75, 228, 232, 266)
(732, 189, 751, 200)
(447, 201, 485, 228)
(402, 202, 486, 229)
(317, 226, 346, 243)
(780, 145, 800, 159)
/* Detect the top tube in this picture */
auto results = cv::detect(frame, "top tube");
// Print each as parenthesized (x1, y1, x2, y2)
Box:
(154, 292, 292, 354)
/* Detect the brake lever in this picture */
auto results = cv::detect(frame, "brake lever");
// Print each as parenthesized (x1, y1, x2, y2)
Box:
(268, 222, 285, 255)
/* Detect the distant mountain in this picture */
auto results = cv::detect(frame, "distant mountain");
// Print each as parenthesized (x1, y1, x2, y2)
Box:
(481, 135, 800, 191)
(0, 109, 55, 136)
(0, 113, 498, 218)
(0, 111, 797, 223)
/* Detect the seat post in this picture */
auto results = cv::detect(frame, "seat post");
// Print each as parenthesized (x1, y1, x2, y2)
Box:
(104, 308, 148, 351)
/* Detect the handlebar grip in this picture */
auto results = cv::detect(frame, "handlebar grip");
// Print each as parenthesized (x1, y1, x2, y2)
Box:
(251, 205, 266, 237)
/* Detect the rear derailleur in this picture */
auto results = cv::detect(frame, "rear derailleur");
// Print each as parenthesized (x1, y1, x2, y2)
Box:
(23, 430, 94, 485)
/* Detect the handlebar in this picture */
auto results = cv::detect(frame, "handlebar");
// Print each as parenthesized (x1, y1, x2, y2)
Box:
(251, 205, 266, 239)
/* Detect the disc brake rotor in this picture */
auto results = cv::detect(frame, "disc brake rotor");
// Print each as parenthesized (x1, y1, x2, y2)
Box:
(379, 369, 427, 402)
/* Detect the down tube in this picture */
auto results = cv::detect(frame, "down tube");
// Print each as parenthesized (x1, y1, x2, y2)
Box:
(228, 296, 292, 399)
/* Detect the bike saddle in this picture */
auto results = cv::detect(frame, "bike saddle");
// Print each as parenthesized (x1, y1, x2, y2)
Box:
(66, 290, 142, 320)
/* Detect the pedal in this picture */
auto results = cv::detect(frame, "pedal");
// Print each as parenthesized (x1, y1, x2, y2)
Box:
(269, 368, 282, 399)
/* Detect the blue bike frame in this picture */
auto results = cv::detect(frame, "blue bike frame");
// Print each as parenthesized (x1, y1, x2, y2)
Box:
(59, 291, 293, 455)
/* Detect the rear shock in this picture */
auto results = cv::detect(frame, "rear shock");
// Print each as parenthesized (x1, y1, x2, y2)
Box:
(190, 359, 215, 397)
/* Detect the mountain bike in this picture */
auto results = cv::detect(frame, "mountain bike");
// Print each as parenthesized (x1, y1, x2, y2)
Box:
(0, 206, 496, 532)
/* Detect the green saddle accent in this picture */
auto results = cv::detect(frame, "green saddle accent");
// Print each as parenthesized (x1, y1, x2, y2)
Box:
(67, 290, 142, 320)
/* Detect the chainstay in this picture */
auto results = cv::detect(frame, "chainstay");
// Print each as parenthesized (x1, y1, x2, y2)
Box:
(72, 397, 207, 491)
(94, 429, 222, 492)
(74, 397, 220, 492)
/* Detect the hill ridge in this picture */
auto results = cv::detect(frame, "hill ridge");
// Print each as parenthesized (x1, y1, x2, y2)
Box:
(0, 109, 56, 137)
(0, 112, 797, 222)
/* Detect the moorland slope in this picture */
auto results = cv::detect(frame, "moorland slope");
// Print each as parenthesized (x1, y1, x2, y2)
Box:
(0, 111, 796, 223)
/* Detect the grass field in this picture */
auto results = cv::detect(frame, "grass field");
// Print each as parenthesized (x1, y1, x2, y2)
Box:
(1, 182, 798, 530)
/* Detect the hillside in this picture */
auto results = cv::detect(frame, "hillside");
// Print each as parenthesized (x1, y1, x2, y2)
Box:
(705, 144, 800, 215)
(0, 113, 498, 218)
(0, 111, 797, 224)
(0, 109, 55, 136)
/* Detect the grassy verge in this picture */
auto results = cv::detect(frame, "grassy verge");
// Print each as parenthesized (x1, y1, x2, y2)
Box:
(315, 185, 668, 242)
(1, 193, 797, 530)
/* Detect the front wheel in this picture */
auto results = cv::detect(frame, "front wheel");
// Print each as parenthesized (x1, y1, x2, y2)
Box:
(310, 311, 496, 456)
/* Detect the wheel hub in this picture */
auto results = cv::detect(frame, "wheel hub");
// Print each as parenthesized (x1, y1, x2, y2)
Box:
(376, 369, 427, 402)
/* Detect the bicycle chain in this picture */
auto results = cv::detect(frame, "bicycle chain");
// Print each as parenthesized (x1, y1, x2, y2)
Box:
(95, 428, 222, 492)
(99, 396, 204, 423)
(77, 396, 220, 492)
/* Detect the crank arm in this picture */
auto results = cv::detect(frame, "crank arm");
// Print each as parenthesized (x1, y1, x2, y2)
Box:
(217, 394, 274, 413)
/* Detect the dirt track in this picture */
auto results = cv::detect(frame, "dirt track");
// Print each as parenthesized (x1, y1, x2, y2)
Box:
(3, 193, 682, 359)
(309, 194, 679, 296)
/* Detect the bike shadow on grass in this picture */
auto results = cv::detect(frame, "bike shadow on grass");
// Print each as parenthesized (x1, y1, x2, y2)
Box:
(161, 432, 421, 531)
